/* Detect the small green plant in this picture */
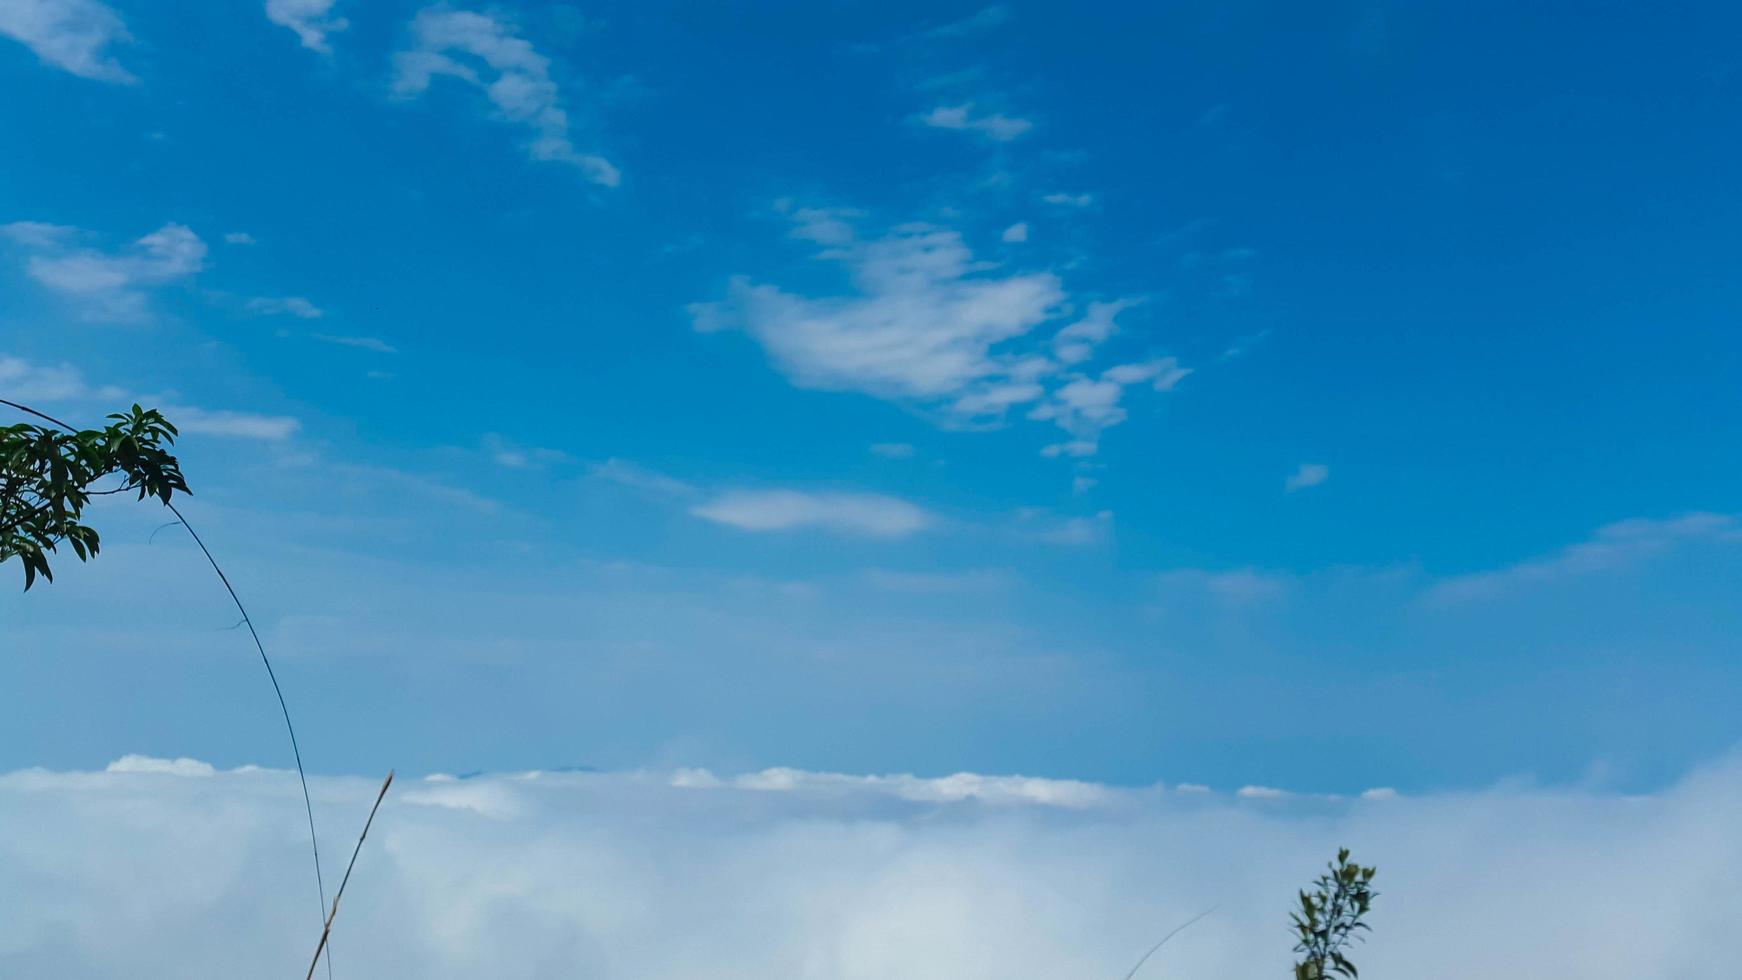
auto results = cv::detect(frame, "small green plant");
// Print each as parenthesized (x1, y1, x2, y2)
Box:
(1, 405, 188, 589)
(1291, 847, 1378, 979)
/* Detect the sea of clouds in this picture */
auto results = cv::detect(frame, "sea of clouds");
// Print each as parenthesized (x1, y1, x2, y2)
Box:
(3, 754, 1740, 978)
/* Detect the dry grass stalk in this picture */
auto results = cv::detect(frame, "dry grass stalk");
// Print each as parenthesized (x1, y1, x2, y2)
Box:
(303, 771, 395, 980)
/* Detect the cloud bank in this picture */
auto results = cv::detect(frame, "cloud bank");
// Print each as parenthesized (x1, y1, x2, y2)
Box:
(2, 755, 1739, 979)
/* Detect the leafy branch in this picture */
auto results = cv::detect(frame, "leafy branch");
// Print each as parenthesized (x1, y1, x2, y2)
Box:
(1, 405, 189, 589)
(1292, 847, 1378, 979)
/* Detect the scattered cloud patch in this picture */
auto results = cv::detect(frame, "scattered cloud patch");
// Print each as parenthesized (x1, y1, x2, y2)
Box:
(481, 433, 567, 469)
(311, 333, 396, 353)
(247, 295, 324, 319)
(921, 5, 1010, 39)
(1015, 507, 1112, 546)
(0, 0, 135, 83)
(692, 489, 933, 537)
(1429, 512, 1741, 605)
(2, 221, 205, 322)
(160, 405, 301, 441)
(693, 211, 1181, 456)
(921, 103, 1033, 141)
(587, 458, 698, 497)
(1157, 567, 1291, 606)
(1042, 191, 1094, 208)
(222, 232, 257, 246)
(1029, 357, 1188, 456)
(264, 0, 346, 53)
(1284, 463, 1329, 492)
(869, 442, 916, 459)
(392, 7, 619, 186)
(1001, 221, 1029, 243)
(0, 354, 124, 403)
(861, 568, 1016, 594)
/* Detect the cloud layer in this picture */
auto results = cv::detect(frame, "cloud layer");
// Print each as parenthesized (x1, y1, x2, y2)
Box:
(3, 755, 1740, 979)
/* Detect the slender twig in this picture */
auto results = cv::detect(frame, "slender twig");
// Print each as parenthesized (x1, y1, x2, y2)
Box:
(0, 396, 333, 978)
(304, 772, 395, 980)
(1119, 906, 1217, 980)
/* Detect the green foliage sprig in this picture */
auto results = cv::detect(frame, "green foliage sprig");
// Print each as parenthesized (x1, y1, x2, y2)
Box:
(1291, 847, 1378, 979)
(1, 405, 188, 589)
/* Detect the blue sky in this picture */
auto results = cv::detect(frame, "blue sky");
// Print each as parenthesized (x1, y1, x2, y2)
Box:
(2, 0, 1740, 794)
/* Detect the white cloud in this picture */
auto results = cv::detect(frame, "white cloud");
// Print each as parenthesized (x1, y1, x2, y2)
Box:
(105, 754, 215, 776)
(1028, 357, 1188, 457)
(1429, 512, 1741, 605)
(1157, 567, 1291, 605)
(1285, 462, 1329, 492)
(921, 103, 1033, 141)
(869, 442, 916, 459)
(0, 356, 301, 442)
(392, 7, 619, 186)
(481, 433, 567, 470)
(311, 333, 397, 353)
(921, 5, 1010, 39)
(693, 222, 1062, 403)
(0, 0, 135, 83)
(693, 212, 1185, 456)
(247, 295, 325, 319)
(161, 405, 301, 441)
(861, 568, 1016, 593)
(1001, 221, 1028, 243)
(1015, 508, 1112, 546)
(1042, 192, 1094, 208)
(0, 354, 124, 403)
(223, 232, 258, 246)
(264, 0, 347, 53)
(2, 221, 206, 321)
(1051, 299, 1136, 365)
(692, 489, 933, 537)
(587, 458, 697, 497)
(8, 755, 1742, 979)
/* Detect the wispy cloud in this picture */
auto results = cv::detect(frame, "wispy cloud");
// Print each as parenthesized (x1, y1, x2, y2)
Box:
(1284, 462, 1329, 492)
(0, 0, 135, 83)
(921, 103, 1033, 141)
(2, 221, 205, 322)
(692, 211, 1181, 456)
(920, 5, 1010, 40)
(264, 0, 346, 53)
(1157, 567, 1291, 606)
(1042, 192, 1095, 208)
(481, 433, 568, 470)
(0, 354, 124, 403)
(869, 442, 916, 459)
(587, 458, 698, 497)
(311, 333, 396, 353)
(1428, 512, 1741, 605)
(392, 7, 619, 186)
(692, 489, 934, 537)
(0, 355, 301, 442)
(1001, 221, 1029, 243)
(247, 295, 324, 319)
(159, 405, 301, 441)
(861, 567, 1017, 593)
